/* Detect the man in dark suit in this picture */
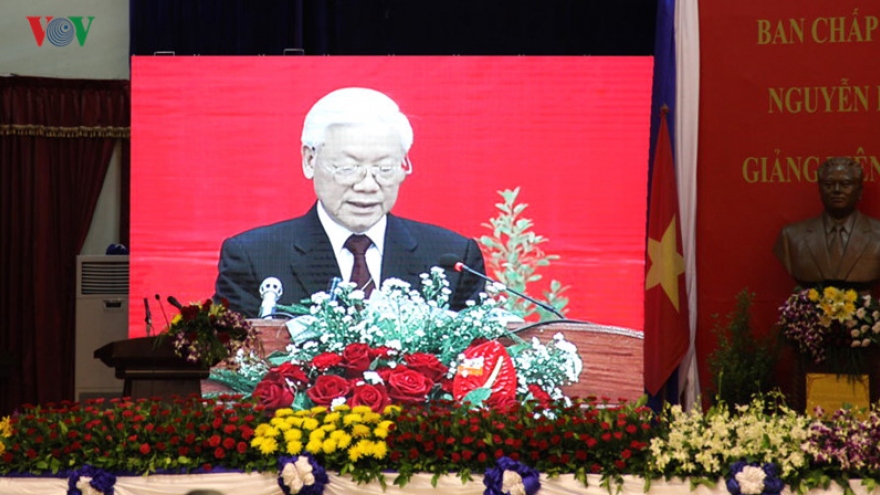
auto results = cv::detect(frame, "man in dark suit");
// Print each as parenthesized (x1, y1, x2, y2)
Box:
(214, 87, 486, 317)
(774, 156, 880, 290)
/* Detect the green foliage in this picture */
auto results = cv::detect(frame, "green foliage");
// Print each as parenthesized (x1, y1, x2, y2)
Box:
(478, 187, 569, 321)
(707, 289, 780, 408)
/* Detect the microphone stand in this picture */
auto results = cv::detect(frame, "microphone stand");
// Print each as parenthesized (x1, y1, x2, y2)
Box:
(455, 263, 567, 320)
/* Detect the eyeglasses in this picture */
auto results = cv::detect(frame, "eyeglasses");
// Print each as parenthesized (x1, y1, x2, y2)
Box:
(318, 156, 412, 186)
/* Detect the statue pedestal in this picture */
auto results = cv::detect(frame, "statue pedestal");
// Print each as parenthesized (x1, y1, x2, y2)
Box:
(791, 347, 880, 415)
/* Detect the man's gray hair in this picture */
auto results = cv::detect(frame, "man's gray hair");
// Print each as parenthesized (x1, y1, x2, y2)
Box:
(301, 87, 413, 152)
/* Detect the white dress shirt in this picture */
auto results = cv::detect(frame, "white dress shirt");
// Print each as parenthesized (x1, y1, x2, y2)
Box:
(316, 201, 386, 287)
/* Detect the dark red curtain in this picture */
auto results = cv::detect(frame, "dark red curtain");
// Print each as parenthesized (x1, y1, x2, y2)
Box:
(0, 76, 130, 415)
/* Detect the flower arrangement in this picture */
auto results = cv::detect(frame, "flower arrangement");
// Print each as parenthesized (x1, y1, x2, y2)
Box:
(777, 286, 880, 364)
(0, 396, 266, 475)
(805, 404, 880, 477)
(159, 298, 260, 369)
(250, 404, 394, 484)
(3, 394, 880, 493)
(648, 394, 812, 487)
(210, 269, 582, 411)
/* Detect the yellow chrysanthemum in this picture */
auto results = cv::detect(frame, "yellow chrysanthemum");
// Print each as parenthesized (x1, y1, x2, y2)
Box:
(271, 417, 292, 431)
(258, 437, 278, 455)
(0, 416, 12, 437)
(807, 288, 820, 301)
(302, 418, 320, 431)
(844, 289, 858, 303)
(306, 439, 323, 454)
(348, 441, 366, 462)
(383, 405, 402, 415)
(286, 416, 304, 428)
(351, 423, 371, 438)
(373, 426, 389, 439)
(275, 408, 294, 418)
(309, 429, 326, 441)
(283, 428, 303, 442)
(310, 406, 328, 415)
(322, 438, 338, 454)
(377, 420, 394, 431)
(362, 411, 382, 424)
(321, 423, 337, 432)
(333, 404, 351, 413)
(330, 430, 352, 449)
(350, 405, 372, 415)
(286, 440, 304, 455)
(324, 411, 341, 424)
(342, 413, 364, 426)
(371, 440, 388, 459)
(254, 423, 279, 438)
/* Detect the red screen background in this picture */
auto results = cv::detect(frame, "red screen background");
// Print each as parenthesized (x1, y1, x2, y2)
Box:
(130, 56, 653, 336)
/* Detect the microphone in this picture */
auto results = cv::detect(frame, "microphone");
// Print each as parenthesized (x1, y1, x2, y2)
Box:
(167, 296, 184, 311)
(259, 277, 283, 318)
(438, 254, 566, 319)
(143, 297, 153, 337)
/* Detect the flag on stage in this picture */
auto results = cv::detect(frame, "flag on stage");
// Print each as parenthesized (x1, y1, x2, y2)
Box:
(643, 108, 690, 397)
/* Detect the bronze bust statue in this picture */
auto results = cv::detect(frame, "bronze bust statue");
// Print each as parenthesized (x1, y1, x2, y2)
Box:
(774, 156, 880, 290)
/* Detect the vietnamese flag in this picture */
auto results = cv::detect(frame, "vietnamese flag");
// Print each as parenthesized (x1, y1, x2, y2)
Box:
(643, 108, 689, 396)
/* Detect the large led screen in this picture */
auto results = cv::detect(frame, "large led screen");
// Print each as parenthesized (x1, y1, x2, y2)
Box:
(130, 56, 652, 336)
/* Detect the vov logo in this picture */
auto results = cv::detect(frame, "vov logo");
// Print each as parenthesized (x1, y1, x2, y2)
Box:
(26, 16, 95, 47)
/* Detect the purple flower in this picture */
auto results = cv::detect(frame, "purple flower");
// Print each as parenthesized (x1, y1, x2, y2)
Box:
(277, 454, 328, 495)
(483, 456, 541, 495)
(67, 464, 116, 495)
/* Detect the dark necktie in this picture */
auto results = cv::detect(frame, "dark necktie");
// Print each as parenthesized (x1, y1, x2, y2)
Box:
(344, 234, 374, 297)
(828, 225, 844, 262)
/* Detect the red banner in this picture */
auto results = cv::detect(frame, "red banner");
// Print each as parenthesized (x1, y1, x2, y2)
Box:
(697, 2, 880, 394)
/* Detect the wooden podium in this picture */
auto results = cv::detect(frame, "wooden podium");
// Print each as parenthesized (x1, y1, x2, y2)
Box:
(95, 336, 209, 400)
(511, 320, 644, 401)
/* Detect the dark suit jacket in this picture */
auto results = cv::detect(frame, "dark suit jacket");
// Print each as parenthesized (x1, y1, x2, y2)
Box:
(214, 204, 486, 317)
(773, 210, 880, 287)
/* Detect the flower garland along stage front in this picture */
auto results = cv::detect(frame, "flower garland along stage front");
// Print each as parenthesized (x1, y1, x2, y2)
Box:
(3, 395, 880, 495)
(6, 274, 880, 495)
(209, 269, 583, 411)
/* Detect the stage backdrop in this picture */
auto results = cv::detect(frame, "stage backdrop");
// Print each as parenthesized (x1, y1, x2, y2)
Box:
(129, 56, 653, 335)
(697, 2, 880, 391)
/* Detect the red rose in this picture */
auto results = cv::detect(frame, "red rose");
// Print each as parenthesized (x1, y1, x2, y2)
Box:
(404, 352, 448, 381)
(349, 383, 391, 412)
(252, 378, 294, 410)
(306, 375, 351, 406)
(385, 367, 434, 404)
(341, 343, 373, 377)
(370, 346, 395, 359)
(267, 362, 308, 386)
(311, 352, 343, 370)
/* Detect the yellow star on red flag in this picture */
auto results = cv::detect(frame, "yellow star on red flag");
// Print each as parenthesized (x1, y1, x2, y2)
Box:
(645, 216, 685, 312)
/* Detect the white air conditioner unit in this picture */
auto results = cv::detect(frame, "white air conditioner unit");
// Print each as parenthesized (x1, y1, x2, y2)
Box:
(75, 254, 129, 401)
